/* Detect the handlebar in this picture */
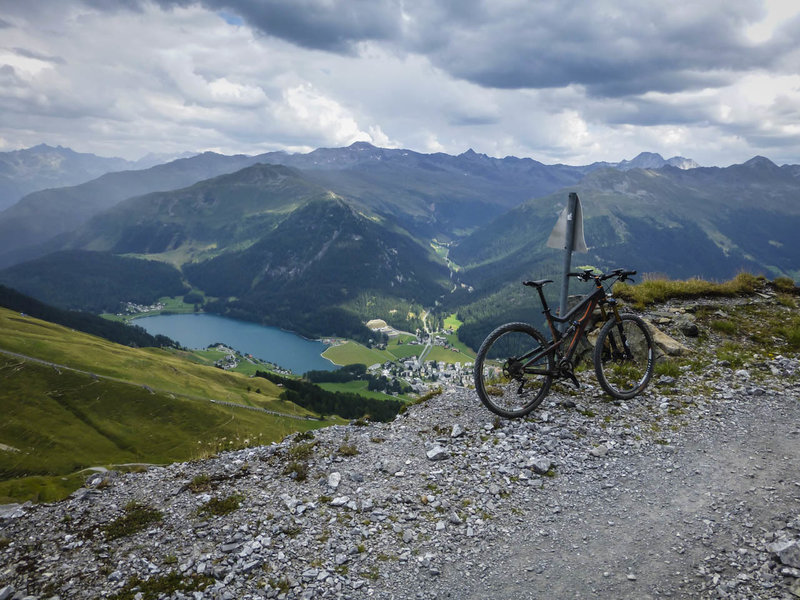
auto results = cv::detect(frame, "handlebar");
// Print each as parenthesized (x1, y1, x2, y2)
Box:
(568, 268, 636, 283)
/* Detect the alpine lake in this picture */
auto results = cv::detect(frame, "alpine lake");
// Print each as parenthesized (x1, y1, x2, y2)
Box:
(135, 313, 336, 375)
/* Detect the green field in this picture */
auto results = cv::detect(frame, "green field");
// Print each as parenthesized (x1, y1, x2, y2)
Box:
(322, 341, 393, 366)
(445, 333, 476, 358)
(425, 345, 474, 364)
(386, 342, 425, 360)
(444, 313, 463, 331)
(0, 307, 331, 503)
(317, 380, 406, 401)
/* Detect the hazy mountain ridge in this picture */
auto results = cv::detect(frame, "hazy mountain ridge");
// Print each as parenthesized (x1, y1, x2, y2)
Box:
(449, 157, 800, 299)
(0, 145, 198, 210)
(0, 143, 701, 269)
(615, 151, 699, 170)
(0, 144, 139, 212)
(62, 163, 333, 261)
(0, 152, 271, 268)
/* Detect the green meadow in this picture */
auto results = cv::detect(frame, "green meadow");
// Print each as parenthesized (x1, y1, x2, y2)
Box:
(0, 307, 329, 503)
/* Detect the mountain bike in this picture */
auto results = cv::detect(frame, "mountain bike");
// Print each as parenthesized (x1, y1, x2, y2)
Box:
(474, 268, 655, 418)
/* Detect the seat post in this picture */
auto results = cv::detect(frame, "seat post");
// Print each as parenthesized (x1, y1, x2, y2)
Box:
(536, 285, 550, 314)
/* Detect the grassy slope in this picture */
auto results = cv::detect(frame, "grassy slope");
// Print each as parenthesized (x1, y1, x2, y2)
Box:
(0, 307, 328, 503)
(0, 307, 311, 414)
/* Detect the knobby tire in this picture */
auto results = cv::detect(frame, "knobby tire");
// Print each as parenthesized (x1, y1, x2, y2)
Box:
(593, 314, 655, 399)
(474, 322, 554, 418)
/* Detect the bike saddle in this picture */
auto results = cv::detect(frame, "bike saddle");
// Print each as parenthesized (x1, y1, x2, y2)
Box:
(523, 279, 553, 288)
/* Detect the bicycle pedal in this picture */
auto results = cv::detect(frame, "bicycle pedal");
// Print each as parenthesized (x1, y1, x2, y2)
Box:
(568, 374, 581, 389)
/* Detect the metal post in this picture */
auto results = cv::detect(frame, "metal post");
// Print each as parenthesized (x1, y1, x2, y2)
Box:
(557, 192, 579, 329)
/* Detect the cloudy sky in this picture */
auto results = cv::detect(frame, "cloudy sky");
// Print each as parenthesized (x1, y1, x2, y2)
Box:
(1, 0, 799, 166)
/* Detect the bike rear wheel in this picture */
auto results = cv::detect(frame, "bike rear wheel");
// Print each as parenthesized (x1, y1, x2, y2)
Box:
(474, 322, 554, 418)
(593, 314, 654, 399)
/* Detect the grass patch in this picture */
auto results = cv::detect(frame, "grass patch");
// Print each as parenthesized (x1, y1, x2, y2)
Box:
(283, 461, 309, 481)
(715, 342, 746, 368)
(108, 572, 214, 600)
(196, 493, 244, 519)
(188, 474, 211, 493)
(361, 566, 380, 580)
(102, 500, 163, 541)
(779, 318, 800, 351)
(654, 360, 681, 378)
(614, 272, 761, 308)
(338, 442, 359, 456)
(773, 277, 796, 293)
(710, 319, 738, 335)
(287, 441, 316, 461)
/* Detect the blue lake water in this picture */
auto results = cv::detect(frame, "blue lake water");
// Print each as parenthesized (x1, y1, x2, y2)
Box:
(135, 313, 335, 374)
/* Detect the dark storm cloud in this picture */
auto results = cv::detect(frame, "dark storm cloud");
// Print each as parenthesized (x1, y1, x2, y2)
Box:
(405, 1, 777, 97)
(155, 0, 402, 53)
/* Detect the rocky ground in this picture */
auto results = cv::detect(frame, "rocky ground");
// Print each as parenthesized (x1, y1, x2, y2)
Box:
(1, 293, 800, 600)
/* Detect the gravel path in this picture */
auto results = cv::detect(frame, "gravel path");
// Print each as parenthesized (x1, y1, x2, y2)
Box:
(427, 387, 800, 599)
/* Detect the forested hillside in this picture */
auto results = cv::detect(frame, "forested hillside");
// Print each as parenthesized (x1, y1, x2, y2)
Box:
(185, 198, 450, 341)
(0, 250, 187, 313)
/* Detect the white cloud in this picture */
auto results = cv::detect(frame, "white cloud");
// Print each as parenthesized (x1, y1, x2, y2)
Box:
(277, 83, 374, 147)
(745, 0, 800, 42)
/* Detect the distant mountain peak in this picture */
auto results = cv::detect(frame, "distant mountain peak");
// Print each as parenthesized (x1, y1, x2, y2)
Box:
(742, 156, 778, 168)
(348, 141, 378, 151)
(617, 152, 699, 170)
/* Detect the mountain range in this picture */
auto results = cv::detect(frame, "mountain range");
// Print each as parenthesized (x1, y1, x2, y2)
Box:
(0, 142, 797, 347)
(0, 144, 702, 268)
(0, 144, 197, 212)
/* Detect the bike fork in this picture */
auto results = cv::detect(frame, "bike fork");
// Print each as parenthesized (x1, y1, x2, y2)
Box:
(607, 306, 632, 360)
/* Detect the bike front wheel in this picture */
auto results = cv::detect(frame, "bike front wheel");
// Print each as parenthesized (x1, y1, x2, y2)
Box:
(593, 314, 655, 399)
(474, 322, 554, 418)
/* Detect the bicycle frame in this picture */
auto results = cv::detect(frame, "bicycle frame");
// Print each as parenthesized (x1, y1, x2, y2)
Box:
(518, 277, 621, 377)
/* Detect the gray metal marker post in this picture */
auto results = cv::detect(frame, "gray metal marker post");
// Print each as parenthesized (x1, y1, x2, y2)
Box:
(546, 192, 588, 329)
